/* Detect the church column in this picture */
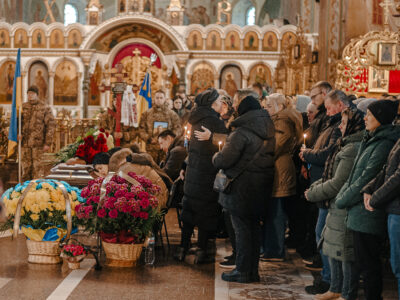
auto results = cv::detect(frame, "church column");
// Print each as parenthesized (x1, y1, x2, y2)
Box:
(49, 72, 55, 106)
(243, 74, 249, 88)
(82, 66, 89, 118)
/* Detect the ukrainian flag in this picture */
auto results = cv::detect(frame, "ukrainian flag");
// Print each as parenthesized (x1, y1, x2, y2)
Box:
(137, 71, 152, 124)
(8, 49, 22, 158)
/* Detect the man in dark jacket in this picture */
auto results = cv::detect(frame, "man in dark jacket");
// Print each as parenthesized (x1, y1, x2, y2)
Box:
(300, 89, 352, 294)
(362, 101, 400, 297)
(174, 89, 229, 264)
(158, 130, 187, 181)
(213, 95, 275, 283)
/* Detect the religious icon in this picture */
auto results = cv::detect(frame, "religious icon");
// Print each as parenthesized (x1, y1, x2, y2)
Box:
(248, 64, 272, 87)
(282, 32, 296, 49)
(0, 29, 10, 48)
(130, 0, 139, 12)
(188, 31, 202, 50)
(50, 29, 64, 48)
(29, 62, 49, 103)
(89, 62, 102, 106)
(190, 63, 215, 95)
(144, 0, 152, 12)
(220, 65, 242, 98)
(368, 66, 389, 93)
(120, 0, 126, 12)
(244, 32, 258, 50)
(207, 31, 221, 50)
(225, 31, 240, 50)
(312, 51, 319, 64)
(89, 12, 98, 25)
(262, 32, 278, 51)
(0, 61, 16, 103)
(68, 30, 82, 48)
(378, 43, 396, 65)
(32, 29, 46, 48)
(54, 60, 78, 105)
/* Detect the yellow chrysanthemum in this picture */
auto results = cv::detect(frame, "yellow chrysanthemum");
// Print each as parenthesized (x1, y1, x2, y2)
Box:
(71, 191, 77, 200)
(41, 182, 53, 190)
(49, 212, 53, 217)
(30, 204, 40, 214)
(30, 214, 39, 221)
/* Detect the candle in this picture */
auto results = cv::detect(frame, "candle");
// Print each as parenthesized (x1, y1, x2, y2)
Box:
(303, 133, 307, 147)
(218, 141, 222, 151)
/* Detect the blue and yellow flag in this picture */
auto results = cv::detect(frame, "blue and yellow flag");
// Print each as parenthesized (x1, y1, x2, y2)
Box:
(137, 71, 152, 124)
(8, 49, 22, 158)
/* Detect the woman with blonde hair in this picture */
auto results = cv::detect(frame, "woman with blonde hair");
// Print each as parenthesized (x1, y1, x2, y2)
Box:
(261, 93, 303, 261)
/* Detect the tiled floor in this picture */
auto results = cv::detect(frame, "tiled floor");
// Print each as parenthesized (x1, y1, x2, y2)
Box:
(0, 210, 398, 300)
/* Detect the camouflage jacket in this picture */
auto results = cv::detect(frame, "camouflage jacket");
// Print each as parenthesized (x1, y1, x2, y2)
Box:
(21, 99, 55, 148)
(138, 106, 182, 144)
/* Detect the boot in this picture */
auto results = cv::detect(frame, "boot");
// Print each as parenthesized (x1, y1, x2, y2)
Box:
(173, 246, 187, 262)
(221, 269, 253, 283)
(314, 291, 340, 300)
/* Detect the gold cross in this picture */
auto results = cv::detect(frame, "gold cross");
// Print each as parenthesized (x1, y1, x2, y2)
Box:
(380, 0, 394, 28)
(132, 48, 142, 57)
(43, 0, 56, 23)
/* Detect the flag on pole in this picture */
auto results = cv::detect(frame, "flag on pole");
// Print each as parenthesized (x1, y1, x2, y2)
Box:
(137, 71, 152, 124)
(7, 49, 22, 158)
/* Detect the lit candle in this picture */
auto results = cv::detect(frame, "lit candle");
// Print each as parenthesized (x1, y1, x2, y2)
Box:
(218, 141, 222, 151)
(303, 133, 307, 147)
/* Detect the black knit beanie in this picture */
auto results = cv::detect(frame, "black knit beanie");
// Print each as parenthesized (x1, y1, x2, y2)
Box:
(367, 100, 399, 125)
(27, 85, 39, 95)
(237, 95, 261, 116)
(92, 152, 110, 166)
(195, 88, 219, 107)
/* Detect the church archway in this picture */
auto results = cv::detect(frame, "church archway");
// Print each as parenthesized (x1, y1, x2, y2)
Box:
(80, 15, 188, 53)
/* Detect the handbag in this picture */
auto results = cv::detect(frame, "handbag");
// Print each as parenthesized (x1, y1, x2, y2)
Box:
(213, 140, 266, 194)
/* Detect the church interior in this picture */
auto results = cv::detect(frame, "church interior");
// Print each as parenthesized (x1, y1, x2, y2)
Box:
(0, 1, 399, 299)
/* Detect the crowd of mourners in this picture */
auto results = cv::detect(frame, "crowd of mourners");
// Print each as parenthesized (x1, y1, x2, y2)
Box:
(15, 81, 398, 300)
(151, 82, 399, 300)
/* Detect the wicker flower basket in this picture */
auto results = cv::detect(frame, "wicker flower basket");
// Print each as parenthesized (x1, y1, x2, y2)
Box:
(102, 241, 143, 267)
(12, 179, 73, 265)
(67, 261, 80, 270)
(26, 240, 61, 264)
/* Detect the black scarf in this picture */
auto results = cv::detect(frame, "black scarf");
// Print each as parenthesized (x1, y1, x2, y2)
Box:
(322, 108, 365, 182)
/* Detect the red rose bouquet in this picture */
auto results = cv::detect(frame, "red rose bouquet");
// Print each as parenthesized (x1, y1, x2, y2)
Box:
(75, 131, 109, 164)
(76, 172, 161, 244)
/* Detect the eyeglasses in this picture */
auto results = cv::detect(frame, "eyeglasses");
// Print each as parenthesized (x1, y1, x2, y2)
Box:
(310, 91, 323, 100)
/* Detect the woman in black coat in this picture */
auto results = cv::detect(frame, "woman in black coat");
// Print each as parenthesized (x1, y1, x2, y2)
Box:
(213, 95, 275, 283)
(175, 89, 229, 263)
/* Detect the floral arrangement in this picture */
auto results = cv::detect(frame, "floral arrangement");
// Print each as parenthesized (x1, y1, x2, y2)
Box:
(0, 179, 83, 242)
(76, 172, 161, 244)
(62, 244, 86, 258)
(55, 128, 114, 164)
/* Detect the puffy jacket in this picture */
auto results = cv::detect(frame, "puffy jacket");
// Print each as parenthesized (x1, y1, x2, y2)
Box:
(181, 106, 229, 231)
(336, 125, 400, 235)
(21, 99, 55, 148)
(308, 131, 363, 261)
(213, 109, 275, 217)
(362, 137, 400, 215)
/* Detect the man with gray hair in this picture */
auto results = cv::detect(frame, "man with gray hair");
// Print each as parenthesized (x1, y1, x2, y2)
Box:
(300, 89, 353, 295)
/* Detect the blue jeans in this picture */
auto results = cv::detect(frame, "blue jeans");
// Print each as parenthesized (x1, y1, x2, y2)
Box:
(262, 197, 287, 259)
(328, 257, 359, 300)
(316, 208, 331, 283)
(388, 214, 400, 296)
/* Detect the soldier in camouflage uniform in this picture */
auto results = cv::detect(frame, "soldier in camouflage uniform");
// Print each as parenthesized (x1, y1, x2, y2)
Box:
(138, 90, 182, 164)
(21, 86, 55, 181)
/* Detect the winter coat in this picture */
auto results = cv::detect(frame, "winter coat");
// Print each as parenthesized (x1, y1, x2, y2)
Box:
(336, 125, 400, 235)
(308, 131, 363, 261)
(303, 113, 342, 184)
(162, 137, 187, 181)
(138, 105, 182, 153)
(21, 99, 55, 148)
(307, 104, 329, 147)
(271, 108, 301, 197)
(212, 109, 275, 217)
(181, 106, 229, 230)
(362, 137, 400, 215)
